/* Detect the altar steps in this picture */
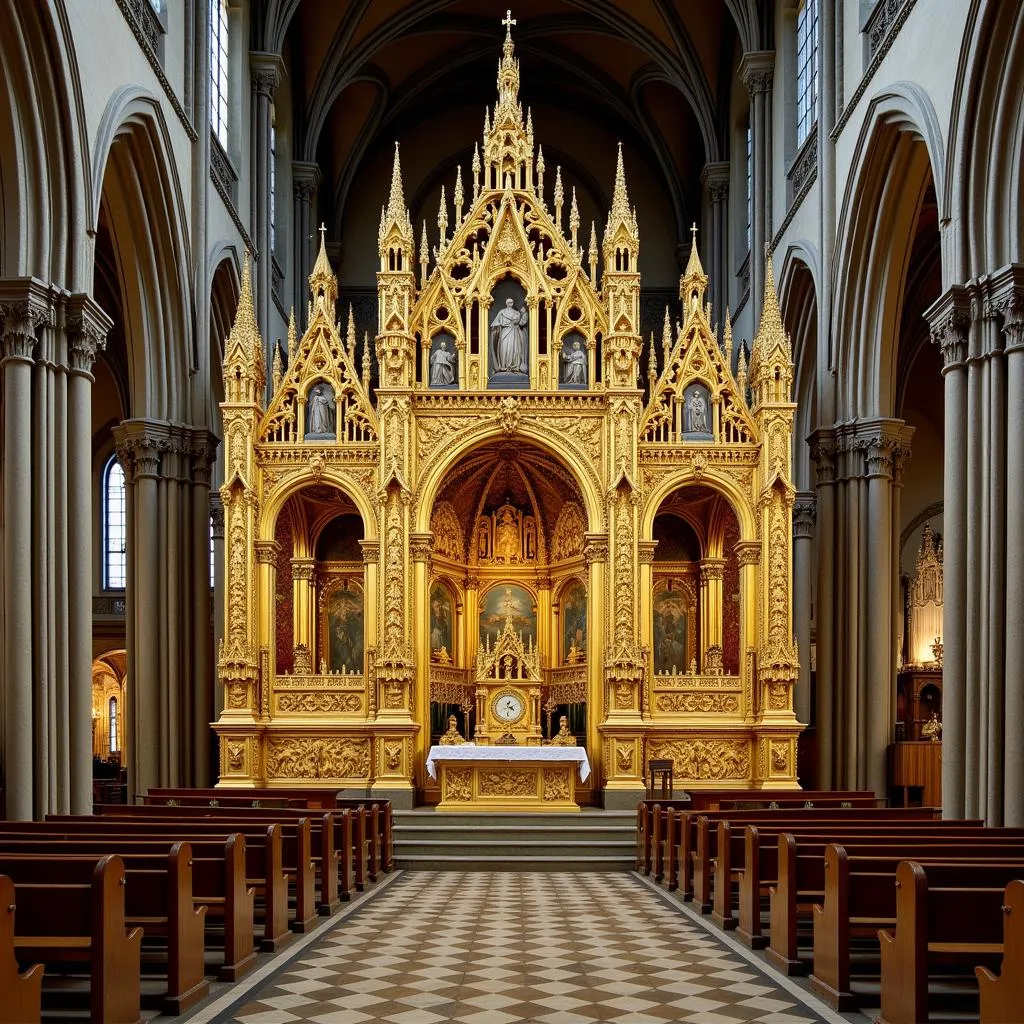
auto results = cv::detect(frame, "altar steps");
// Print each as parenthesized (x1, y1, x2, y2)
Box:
(393, 809, 635, 871)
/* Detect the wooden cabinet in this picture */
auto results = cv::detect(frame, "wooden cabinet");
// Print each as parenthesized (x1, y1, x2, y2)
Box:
(889, 741, 942, 809)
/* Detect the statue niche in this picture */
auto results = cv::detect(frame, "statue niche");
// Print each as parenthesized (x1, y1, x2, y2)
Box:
(306, 381, 336, 439)
(488, 277, 529, 388)
(475, 503, 537, 564)
(429, 331, 458, 389)
(559, 330, 588, 390)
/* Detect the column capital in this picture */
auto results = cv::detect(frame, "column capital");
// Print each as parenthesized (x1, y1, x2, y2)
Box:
(584, 533, 609, 565)
(849, 418, 914, 481)
(113, 418, 173, 481)
(701, 161, 730, 203)
(792, 492, 816, 538)
(209, 492, 225, 536)
(290, 556, 316, 581)
(983, 264, 1024, 352)
(292, 161, 322, 201)
(735, 541, 761, 567)
(65, 292, 112, 376)
(925, 285, 971, 369)
(638, 539, 658, 565)
(409, 532, 434, 563)
(739, 50, 775, 95)
(359, 539, 380, 565)
(699, 557, 727, 583)
(250, 51, 285, 98)
(808, 428, 837, 486)
(0, 277, 55, 363)
(254, 539, 281, 566)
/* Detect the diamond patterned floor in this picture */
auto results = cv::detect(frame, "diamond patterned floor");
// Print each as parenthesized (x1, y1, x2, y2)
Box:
(223, 873, 836, 1024)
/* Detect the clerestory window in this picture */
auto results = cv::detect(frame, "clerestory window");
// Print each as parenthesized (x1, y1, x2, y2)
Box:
(796, 0, 819, 147)
(211, 0, 230, 147)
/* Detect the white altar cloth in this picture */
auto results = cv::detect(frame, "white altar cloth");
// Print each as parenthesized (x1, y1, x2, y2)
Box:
(426, 744, 591, 782)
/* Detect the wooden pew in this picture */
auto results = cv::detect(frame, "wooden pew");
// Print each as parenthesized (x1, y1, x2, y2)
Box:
(766, 829, 1023, 974)
(677, 788, 876, 812)
(877, 859, 1021, 1024)
(0, 831, 256, 984)
(1, 854, 143, 1024)
(0, 875, 43, 1024)
(38, 817, 294, 951)
(691, 808, 942, 913)
(976, 879, 1024, 1024)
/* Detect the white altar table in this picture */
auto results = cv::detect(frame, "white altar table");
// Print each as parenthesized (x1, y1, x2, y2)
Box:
(427, 745, 590, 812)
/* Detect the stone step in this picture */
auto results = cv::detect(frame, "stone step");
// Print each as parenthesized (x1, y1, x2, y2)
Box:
(396, 854, 634, 872)
(395, 825, 634, 843)
(396, 839, 633, 858)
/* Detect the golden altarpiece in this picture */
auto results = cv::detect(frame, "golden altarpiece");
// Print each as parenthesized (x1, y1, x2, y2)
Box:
(213, 19, 803, 806)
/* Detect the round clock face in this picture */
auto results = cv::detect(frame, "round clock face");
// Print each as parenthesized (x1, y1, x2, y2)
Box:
(493, 692, 525, 723)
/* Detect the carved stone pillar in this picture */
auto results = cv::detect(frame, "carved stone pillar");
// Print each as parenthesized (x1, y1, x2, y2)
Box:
(66, 295, 112, 811)
(583, 534, 608, 753)
(701, 162, 730, 343)
(254, 540, 279, 720)
(292, 161, 321, 316)
(291, 557, 316, 654)
(809, 432, 836, 785)
(210, 492, 225, 717)
(359, 540, 380, 714)
(792, 493, 816, 727)
(926, 288, 970, 818)
(250, 51, 285, 364)
(739, 51, 774, 330)
(0, 284, 50, 818)
(734, 541, 761, 719)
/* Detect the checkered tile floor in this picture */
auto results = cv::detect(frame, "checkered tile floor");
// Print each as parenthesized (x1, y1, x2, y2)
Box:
(227, 873, 833, 1024)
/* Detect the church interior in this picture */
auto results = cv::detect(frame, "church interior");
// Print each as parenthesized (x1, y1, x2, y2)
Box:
(2, 1, 1024, 1022)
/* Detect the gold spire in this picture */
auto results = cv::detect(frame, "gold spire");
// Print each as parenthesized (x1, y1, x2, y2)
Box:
(346, 304, 357, 362)
(610, 142, 631, 225)
(554, 166, 564, 231)
(386, 142, 407, 226)
(272, 339, 283, 392)
(569, 187, 580, 253)
(759, 247, 785, 339)
(233, 250, 260, 345)
(588, 221, 598, 281)
(224, 250, 265, 397)
(603, 142, 639, 253)
(454, 165, 464, 222)
(309, 223, 339, 309)
(437, 185, 448, 248)
(661, 305, 672, 365)
(683, 222, 705, 279)
(287, 305, 297, 360)
(680, 221, 708, 313)
(724, 306, 733, 362)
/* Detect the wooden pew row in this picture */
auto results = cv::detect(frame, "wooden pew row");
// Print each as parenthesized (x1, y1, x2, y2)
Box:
(636, 792, 878, 875)
(809, 846, 1024, 1012)
(710, 818, 991, 937)
(0, 847, 209, 1015)
(89, 807, 334, 918)
(686, 808, 943, 911)
(97, 800, 385, 892)
(23, 818, 293, 951)
(765, 831, 1024, 976)
(0, 875, 44, 1024)
(0, 832, 256, 982)
(142, 791, 395, 873)
(1, 854, 142, 1024)
(976, 879, 1024, 1024)
(877, 860, 1024, 1024)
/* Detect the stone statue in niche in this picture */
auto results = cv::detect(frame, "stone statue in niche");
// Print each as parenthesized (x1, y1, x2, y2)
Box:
(560, 338, 587, 387)
(683, 383, 712, 438)
(306, 383, 335, 438)
(491, 298, 529, 374)
(494, 505, 521, 563)
(429, 336, 457, 387)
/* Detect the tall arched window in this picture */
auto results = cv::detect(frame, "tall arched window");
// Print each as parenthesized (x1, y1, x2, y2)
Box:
(211, 0, 230, 147)
(796, 0, 819, 146)
(108, 696, 119, 754)
(103, 455, 127, 590)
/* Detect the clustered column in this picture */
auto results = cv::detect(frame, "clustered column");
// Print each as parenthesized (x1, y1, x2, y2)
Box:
(792, 493, 816, 726)
(701, 162, 730, 346)
(1, 284, 111, 819)
(739, 50, 774, 329)
(114, 420, 219, 797)
(809, 419, 912, 796)
(292, 162, 321, 315)
(927, 270, 1024, 823)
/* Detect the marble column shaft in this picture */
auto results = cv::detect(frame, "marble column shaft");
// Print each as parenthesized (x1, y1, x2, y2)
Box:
(792, 493, 816, 726)
(701, 162, 730, 342)
(740, 51, 774, 331)
(292, 162, 321, 316)
(810, 436, 836, 786)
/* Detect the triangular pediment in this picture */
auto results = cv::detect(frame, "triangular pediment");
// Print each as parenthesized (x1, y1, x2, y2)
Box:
(474, 615, 542, 683)
(639, 305, 757, 445)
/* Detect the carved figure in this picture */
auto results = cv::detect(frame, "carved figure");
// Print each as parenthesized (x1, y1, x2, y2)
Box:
(490, 297, 529, 374)
(561, 339, 587, 384)
(307, 385, 334, 436)
(549, 715, 576, 746)
(922, 712, 942, 742)
(440, 714, 467, 745)
(687, 389, 709, 433)
(430, 338, 457, 386)
(494, 507, 520, 562)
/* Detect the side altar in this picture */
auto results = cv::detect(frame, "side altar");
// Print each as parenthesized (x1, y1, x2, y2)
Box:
(212, 14, 804, 808)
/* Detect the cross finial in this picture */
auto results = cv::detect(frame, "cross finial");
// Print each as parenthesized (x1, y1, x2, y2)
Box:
(502, 9, 516, 35)
(319, 222, 327, 243)
(691, 222, 698, 238)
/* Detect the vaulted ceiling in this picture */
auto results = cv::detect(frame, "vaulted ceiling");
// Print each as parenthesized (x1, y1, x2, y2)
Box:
(258, 1, 764, 285)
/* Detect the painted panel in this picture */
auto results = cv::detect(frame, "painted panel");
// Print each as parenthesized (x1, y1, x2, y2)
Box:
(430, 582, 454, 660)
(479, 583, 536, 646)
(561, 581, 587, 661)
(327, 583, 364, 673)
(654, 588, 690, 675)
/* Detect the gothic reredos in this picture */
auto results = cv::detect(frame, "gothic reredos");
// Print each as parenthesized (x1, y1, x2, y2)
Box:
(214, 14, 802, 797)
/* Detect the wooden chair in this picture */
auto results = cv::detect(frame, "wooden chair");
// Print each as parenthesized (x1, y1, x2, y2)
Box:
(647, 759, 673, 800)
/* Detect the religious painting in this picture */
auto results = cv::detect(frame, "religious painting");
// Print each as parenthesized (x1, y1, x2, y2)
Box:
(326, 582, 363, 673)
(430, 582, 454, 662)
(559, 330, 588, 390)
(305, 381, 336, 439)
(488, 276, 529, 388)
(479, 583, 536, 646)
(561, 581, 587, 662)
(653, 586, 692, 675)
(429, 331, 458, 389)
(682, 382, 712, 439)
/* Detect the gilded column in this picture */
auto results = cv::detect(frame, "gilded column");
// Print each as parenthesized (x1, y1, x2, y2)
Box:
(739, 51, 775, 329)
(698, 558, 726, 669)
(536, 575, 553, 670)
(291, 558, 316, 653)
(734, 542, 761, 720)
(359, 540, 379, 678)
(638, 540, 657, 714)
(66, 296, 111, 812)
(409, 532, 433, 741)
(584, 535, 608, 778)
(792, 492, 816, 726)
(0, 286, 48, 818)
(926, 287, 970, 818)
(254, 540, 280, 725)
